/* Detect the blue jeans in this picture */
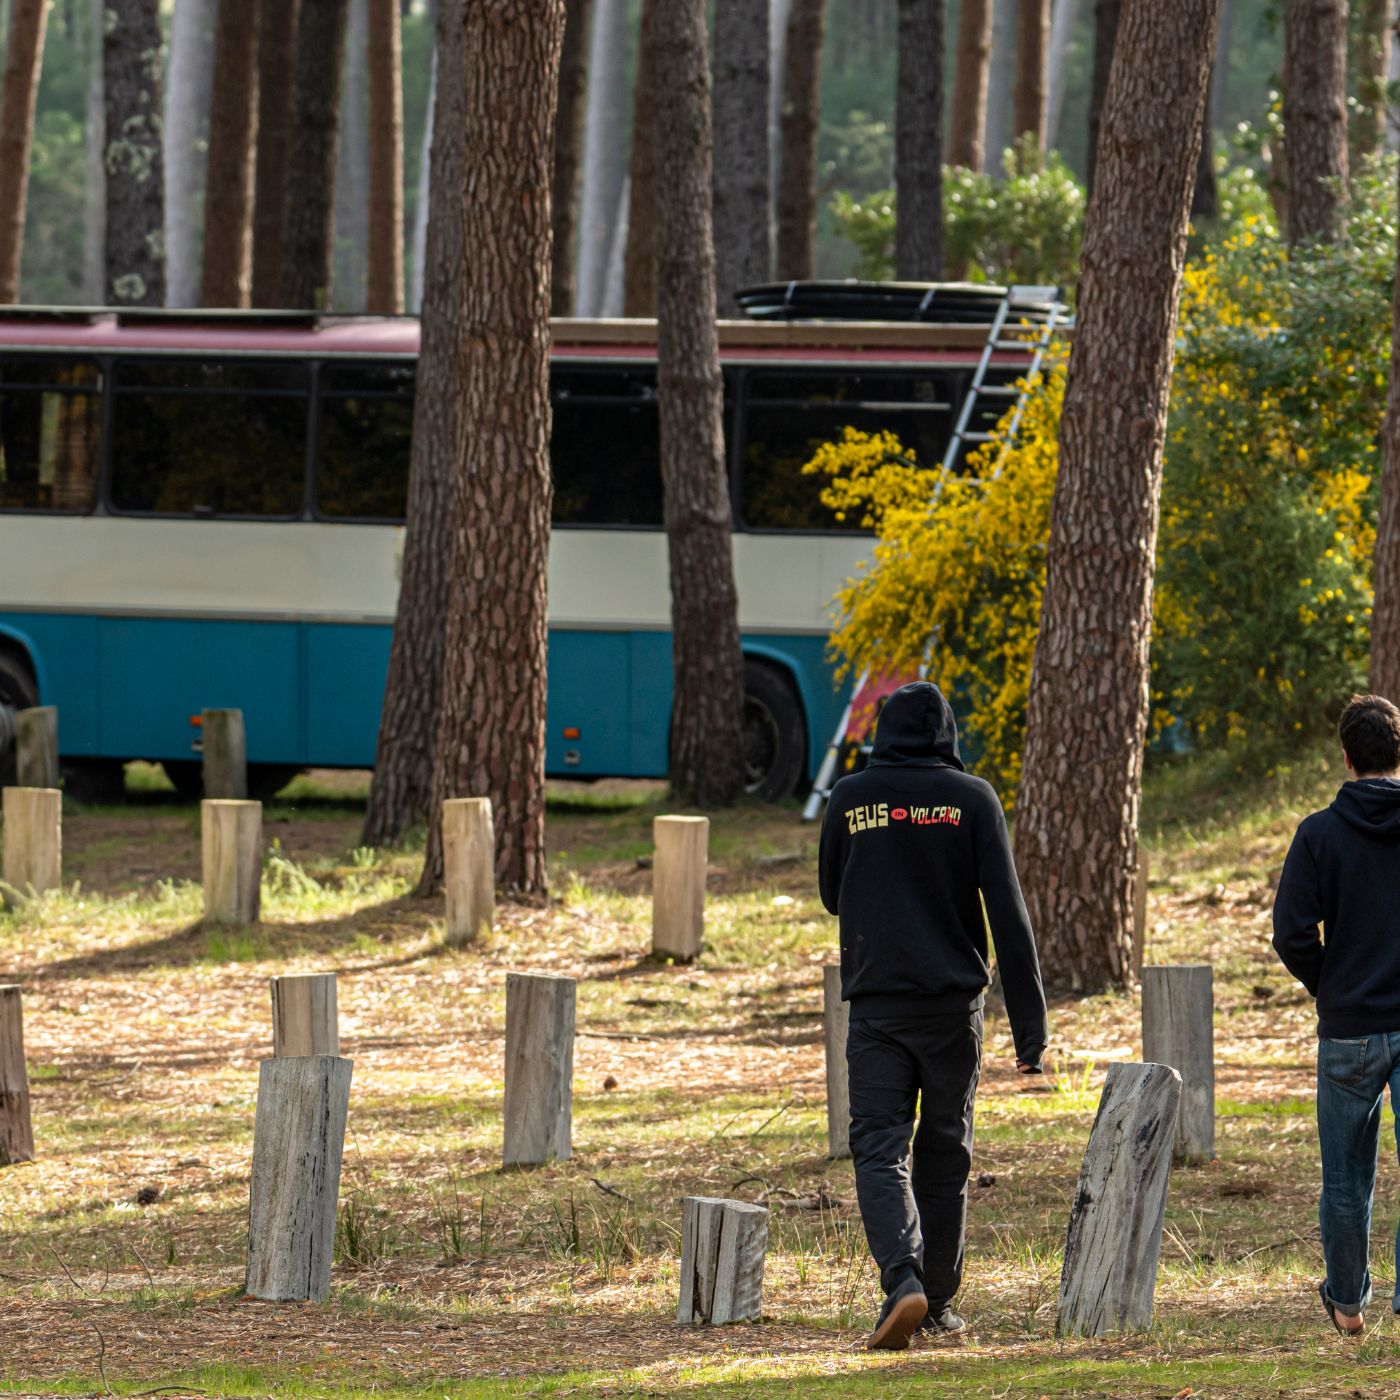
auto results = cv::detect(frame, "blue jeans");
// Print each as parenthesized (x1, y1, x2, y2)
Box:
(1317, 1031, 1400, 1317)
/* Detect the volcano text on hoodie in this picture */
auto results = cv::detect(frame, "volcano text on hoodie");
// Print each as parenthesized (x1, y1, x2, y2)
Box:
(1273, 778, 1400, 1037)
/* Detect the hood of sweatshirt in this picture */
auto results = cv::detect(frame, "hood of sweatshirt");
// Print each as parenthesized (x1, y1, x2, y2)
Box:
(1331, 777, 1400, 838)
(868, 681, 965, 770)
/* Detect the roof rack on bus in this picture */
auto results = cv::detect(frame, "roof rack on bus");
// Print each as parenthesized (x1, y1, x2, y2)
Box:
(0, 306, 108, 324)
(735, 280, 1060, 327)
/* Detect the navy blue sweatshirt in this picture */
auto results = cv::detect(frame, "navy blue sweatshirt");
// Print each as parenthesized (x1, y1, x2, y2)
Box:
(818, 682, 1049, 1068)
(1273, 777, 1400, 1038)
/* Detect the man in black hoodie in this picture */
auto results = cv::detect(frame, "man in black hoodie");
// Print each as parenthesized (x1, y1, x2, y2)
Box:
(819, 682, 1048, 1350)
(1274, 693, 1400, 1336)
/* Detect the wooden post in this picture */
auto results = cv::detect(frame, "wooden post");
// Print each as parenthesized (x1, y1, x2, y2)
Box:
(1142, 964, 1214, 1162)
(652, 815, 708, 961)
(271, 973, 339, 1057)
(202, 708, 247, 801)
(1057, 1061, 1182, 1338)
(0, 985, 33, 1165)
(823, 963, 851, 1159)
(502, 972, 575, 1167)
(677, 1196, 768, 1325)
(202, 799, 261, 925)
(1, 787, 61, 904)
(244, 1055, 353, 1302)
(14, 707, 57, 790)
(443, 797, 494, 946)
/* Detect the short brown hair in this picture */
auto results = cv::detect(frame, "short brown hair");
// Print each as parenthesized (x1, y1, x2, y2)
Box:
(1340, 694, 1400, 775)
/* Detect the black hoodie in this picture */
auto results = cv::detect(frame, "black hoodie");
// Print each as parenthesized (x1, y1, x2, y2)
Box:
(1273, 777, 1400, 1037)
(818, 682, 1049, 1068)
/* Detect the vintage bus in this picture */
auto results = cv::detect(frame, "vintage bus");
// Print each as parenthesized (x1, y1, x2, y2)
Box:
(0, 292, 1041, 801)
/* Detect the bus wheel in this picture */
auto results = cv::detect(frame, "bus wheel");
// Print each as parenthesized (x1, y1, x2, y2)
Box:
(63, 760, 128, 805)
(743, 661, 807, 802)
(161, 760, 301, 803)
(0, 648, 39, 788)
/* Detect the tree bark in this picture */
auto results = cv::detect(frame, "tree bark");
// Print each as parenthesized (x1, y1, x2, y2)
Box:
(550, 0, 590, 317)
(949, 0, 991, 170)
(1013, 0, 1048, 151)
(775, 0, 825, 279)
(82, 0, 105, 303)
(366, 0, 404, 313)
(104, 0, 166, 307)
(334, 0, 369, 310)
(409, 34, 435, 313)
(201, 0, 260, 308)
(251, 0, 300, 306)
(654, 0, 745, 808)
(363, 2, 460, 850)
(0, 0, 50, 303)
(1351, 0, 1391, 167)
(1283, 0, 1348, 245)
(895, 0, 943, 279)
(1369, 155, 1400, 701)
(985, 0, 1015, 175)
(1013, 0, 1218, 996)
(417, 0, 563, 894)
(163, 0, 215, 307)
(712, 0, 770, 315)
(279, 0, 350, 309)
(1085, 0, 1120, 196)
(575, 0, 629, 315)
(622, 0, 658, 317)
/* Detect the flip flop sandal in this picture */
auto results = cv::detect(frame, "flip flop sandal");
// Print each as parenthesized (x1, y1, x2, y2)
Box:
(1320, 1280, 1365, 1336)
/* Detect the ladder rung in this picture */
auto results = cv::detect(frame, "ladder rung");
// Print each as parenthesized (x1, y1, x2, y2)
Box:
(960, 431, 994, 442)
(976, 385, 1020, 397)
(992, 339, 1035, 350)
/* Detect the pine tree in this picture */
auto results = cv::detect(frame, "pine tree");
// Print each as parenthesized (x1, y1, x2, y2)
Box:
(366, 0, 405, 313)
(250, 0, 301, 306)
(550, 0, 591, 318)
(949, 0, 991, 171)
(0, 0, 51, 302)
(775, 0, 826, 278)
(894, 0, 943, 278)
(1283, 0, 1348, 245)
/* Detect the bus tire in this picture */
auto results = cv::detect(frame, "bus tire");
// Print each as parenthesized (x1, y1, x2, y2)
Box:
(161, 760, 301, 803)
(0, 647, 39, 788)
(63, 759, 128, 805)
(743, 660, 807, 802)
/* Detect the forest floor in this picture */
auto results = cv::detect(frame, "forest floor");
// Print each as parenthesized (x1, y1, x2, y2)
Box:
(1, 748, 1398, 1397)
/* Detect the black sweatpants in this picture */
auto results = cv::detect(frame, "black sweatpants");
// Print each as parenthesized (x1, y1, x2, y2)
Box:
(846, 1009, 982, 1304)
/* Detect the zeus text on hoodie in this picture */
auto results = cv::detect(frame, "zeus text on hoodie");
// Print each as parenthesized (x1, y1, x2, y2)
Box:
(818, 682, 1049, 1068)
(1273, 777, 1400, 1038)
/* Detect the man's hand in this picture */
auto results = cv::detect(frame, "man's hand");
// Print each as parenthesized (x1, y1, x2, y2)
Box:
(1015, 1059, 1043, 1075)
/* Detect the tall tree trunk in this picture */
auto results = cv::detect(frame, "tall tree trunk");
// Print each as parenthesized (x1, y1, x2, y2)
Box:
(1013, 0, 1218, 996)
(334, 0, 369, 310)
(201, 0, 260, 308)
(1372, 158, 1400, 701)
(575, 0, 628, 315)
(895, 0, 943, 279)
(775, 0, 825, 279)
(82, 0, 104, 302)
(104, 0, 166, 307)
(409, 39, 434, 313)
(1351, 0, 1391, 166)
(1283, 0, 1348, 245)
(366, 0, 404, 313)
(622, 0, 658, 316)
(985, 0, 1015, 175)
(550, 0, 590, 317)
(655, 0, 745, 807)
(1045, 0, 1081, 143)
(1085, 0, 1119, 195)
(418, 0, 564, 894)
(949, 0, 991, 170)
(769, 0, 793, 207)
(1193, 59, 1219, 220)
(1013, 0, 1048, 151)
(712, 0, 770, 314)
(163, 0, 215, 307)
(363, 1, 461, 850)
(279, 0, 350, 308)
(0, 0, 50, 303)
(251, 0, 300, 306)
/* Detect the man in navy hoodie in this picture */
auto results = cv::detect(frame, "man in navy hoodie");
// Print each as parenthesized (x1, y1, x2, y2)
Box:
(1274, 693, 1400, 1336)
(819, 682, 1049, 1350)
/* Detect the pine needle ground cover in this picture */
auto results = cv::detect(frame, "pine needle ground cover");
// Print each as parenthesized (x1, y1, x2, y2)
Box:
(0, 756, 1397, 1398)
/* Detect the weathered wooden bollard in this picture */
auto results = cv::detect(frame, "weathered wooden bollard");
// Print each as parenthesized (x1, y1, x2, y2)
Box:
(1, 786, 61, 904)
(652, 815, 708, 961)
(1057, 1062, 1182, 1337)
(245, 1055, 352, 1302)
(202, 799, 261, 925)
(202, 708, 247, 800)
(677, 1196, 768, 1325)
(1141, 964, 1214, 1162)
(823, 963, 851, 1159)
(271, 973, 339, 1057)
(0, 985, 33, 1165)
(502, 972, 575, 1167)
(15, 707, 58, 790)
(443, 797, 494, 946)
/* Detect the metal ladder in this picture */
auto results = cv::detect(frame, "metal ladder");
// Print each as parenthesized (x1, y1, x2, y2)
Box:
(800, 285, 1067, 823)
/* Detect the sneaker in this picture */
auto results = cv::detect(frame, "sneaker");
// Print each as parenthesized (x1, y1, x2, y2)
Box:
(918, 1301, 966, 1335)
(867, 1276, 928, 1351)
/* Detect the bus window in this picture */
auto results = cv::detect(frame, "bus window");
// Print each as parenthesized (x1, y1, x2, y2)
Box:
(550, 366, 665, 527)
(109, 359, 309, 518)
(316, 361, 414, 521)
(0, 358, 102, 513)
(739, 371, 955, 531)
